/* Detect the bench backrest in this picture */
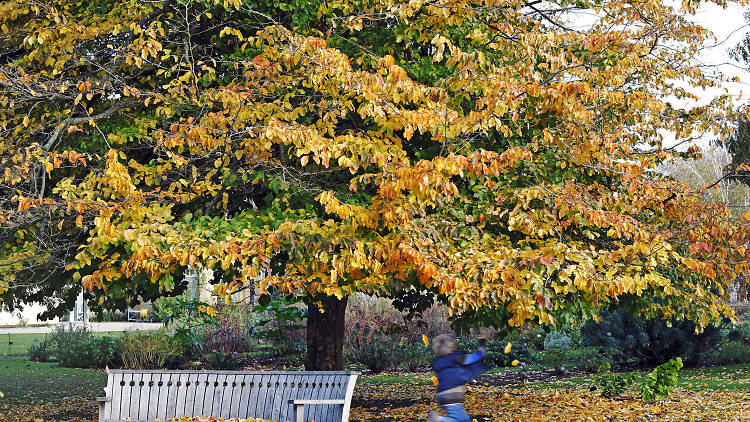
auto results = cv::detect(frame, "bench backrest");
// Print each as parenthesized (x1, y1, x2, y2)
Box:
(100, 370, 358, 422)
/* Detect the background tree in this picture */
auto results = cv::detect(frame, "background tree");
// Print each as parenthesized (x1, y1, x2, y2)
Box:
(660, 146, 750, 215)
(1, 0, 749, 370)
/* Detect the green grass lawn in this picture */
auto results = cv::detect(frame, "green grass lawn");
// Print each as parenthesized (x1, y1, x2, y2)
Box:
(0, 331, 125, 356)
(0, 357, 107, 411)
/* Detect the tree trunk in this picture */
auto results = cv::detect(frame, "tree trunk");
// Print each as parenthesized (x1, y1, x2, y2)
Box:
(305, 294, 348, 370)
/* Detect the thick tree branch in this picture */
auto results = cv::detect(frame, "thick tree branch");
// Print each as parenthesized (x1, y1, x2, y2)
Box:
(44, 101, 140, 150)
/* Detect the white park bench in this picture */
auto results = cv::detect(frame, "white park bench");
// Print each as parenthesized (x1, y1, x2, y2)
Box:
(97, 369, 359, 422)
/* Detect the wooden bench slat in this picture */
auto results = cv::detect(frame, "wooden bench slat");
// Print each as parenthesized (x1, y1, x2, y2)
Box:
(258, 373, 272, 418)
(298, 373, 312, 422)
(279, 373, 299, 422)
(313, 373, 327, 422)
(210, 373, 224, 417)
(106, 373, 121, 422)
(191, 372, 208, 418)
(332, 373, 345, 419)
(231, 373, 243, 419)
(203, 373, 218, 417)
(245, 373, 261, 418)
(219, 373, 234, 419)
(144, 373, 158, 420)
(332, 373, 345, 420)
(136, 373, 151, 421)
(154, 373, 168, 420)
(122, 372, 135, 420)
(270, 373, 287, 420)
(314, 373, 328, 421)
(185, 373, 199, 418)
(167, 373, 180, 419)
(172, 372, 185, 418)
(235, 374, 249, 418)
(134, 373, 145, 420)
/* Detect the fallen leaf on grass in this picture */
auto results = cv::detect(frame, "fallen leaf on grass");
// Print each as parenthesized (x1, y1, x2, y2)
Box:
(351, 383, 750, 421)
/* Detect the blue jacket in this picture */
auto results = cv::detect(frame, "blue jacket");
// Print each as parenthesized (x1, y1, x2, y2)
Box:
(433, 349, 489, 392)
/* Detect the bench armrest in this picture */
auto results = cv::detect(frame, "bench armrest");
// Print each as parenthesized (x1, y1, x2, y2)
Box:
(290, 399, 347, 422)
(291, 399, 346, 405)
(97, 396, 111, 422)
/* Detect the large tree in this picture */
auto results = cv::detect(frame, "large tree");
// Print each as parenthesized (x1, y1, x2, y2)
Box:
(1, 0, 748, 369)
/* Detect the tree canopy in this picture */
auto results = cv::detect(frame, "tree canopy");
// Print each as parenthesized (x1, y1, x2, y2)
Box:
(1, 0, 749, 367)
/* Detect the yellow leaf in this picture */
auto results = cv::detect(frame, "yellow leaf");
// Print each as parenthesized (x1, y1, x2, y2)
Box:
(504, 342, 512, 354)
(511, 359, 520, 366)
(422, 334, 430, 346)
(431, 376, 438, 386)
(75, 215, 83, 228)
(22, 116, 29, 127)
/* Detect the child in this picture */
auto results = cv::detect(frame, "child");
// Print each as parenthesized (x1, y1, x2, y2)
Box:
(429, 334, 488, 422)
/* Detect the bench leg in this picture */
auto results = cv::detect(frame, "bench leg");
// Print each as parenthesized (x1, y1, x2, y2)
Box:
(294, 403, 305, 422)
(98, 402, 105, 422)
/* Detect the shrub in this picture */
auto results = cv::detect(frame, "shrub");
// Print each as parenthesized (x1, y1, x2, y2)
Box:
(640, 357, 683, 402)
(565, 347, 611, 372)
(344, 324, 398, 373)
(592, 362, 638, 398)
(202, 303, 255, 354)
(119, 332, 182, 369)
(345, 293, 454, 344)
(345, 294, 405, 340)
(152, 296, 183, 322)
(395, 340, 431, 372)
(161, 298, 216, 358)
(48, 324, 119, 368)
(544, 331, 572, 350)
(581, 307, 721, 366)
(726, 319, 750, 343)
(27, 338, 52, 362)
(252, 296, 306, 355)
(401, 304, 455, 343)
(58, 336, 119, 368)
(204, 351, 241, 370)
(717, 341, 750, 364)
(542, 348, 568, 373)
(95, 336, 123, 367)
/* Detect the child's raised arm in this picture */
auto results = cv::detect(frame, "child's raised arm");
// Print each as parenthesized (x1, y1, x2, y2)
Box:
(459, 334, 487, 365)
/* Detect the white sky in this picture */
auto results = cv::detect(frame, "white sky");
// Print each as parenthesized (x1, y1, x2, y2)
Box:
(690, 2, 749, 105)
(658, 2, 749, 148)
(558, 2, 750, 147)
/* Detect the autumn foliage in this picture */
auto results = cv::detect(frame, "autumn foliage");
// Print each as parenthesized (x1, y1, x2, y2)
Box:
(1, 0, 749, 366)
